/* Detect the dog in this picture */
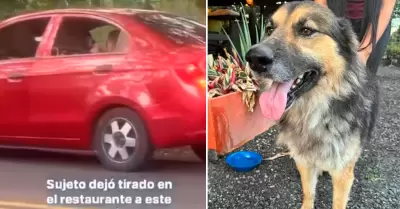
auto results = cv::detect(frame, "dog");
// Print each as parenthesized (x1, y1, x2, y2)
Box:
(245, 2, 379, 209)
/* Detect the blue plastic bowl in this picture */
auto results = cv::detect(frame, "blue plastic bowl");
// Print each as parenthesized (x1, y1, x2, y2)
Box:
(225, 151, 263, 172)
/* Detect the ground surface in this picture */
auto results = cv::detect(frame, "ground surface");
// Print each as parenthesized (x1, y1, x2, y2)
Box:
(208, 66, 400, 209)
(0, 147, 205, 209)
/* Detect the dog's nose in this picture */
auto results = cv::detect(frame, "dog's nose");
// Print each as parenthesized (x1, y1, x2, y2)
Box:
(245, 44, 274, 73)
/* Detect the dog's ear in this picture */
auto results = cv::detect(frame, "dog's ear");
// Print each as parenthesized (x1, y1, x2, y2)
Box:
(338, 18, 354, 35)
(333, 17, 359, 59)
(337, 17, 359, 49)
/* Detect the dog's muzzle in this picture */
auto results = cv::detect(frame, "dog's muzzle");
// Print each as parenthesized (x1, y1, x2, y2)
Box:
(245, 44, 274, 75)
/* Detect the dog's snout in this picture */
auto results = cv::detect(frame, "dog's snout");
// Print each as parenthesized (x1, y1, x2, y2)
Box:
(245, 44, 274, 73)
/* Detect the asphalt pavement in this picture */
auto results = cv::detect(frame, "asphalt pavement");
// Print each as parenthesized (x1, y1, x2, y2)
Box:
(0, 146, 206, 209)
(208, 66, 400, 209)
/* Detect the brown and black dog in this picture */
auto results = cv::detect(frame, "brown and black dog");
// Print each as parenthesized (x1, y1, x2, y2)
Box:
(246, 2, 379, 209)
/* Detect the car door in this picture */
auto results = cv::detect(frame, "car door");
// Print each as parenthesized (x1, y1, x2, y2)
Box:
(0, 16, 53, 142)
(0, 60, 31, 139)
(27, 14, 130, 147)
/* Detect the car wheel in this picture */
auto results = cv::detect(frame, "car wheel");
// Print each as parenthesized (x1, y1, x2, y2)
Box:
(93, 107, 152, 172)
(191, 145, 206, 161)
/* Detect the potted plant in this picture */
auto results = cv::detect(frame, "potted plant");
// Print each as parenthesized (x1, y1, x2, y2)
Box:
(207, 49, 275, 156)
(208, 5, 274, 157)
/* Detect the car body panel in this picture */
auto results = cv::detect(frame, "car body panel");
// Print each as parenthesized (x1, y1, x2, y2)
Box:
(0, 59, 32, 138)
(0, 9, 206, 150)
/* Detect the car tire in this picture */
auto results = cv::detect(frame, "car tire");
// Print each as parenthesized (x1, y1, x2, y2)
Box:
(93, 107, 152, 172)
(191, 145, 206, 161)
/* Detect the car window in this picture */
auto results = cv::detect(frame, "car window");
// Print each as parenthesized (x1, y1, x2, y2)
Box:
(51, 16, 129, 56)
(0, 17, 50, 61)
(134, 13, 206, 46)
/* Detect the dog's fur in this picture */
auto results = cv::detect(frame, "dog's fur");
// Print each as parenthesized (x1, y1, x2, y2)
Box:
(245, 2, 379, 209)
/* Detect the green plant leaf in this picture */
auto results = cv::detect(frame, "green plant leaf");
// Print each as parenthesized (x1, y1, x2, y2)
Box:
(235, 20, 247, 63)
(231, 83, 242, 92)
(237, 71, 248, 80)
(239, 4, 251, 52)
(208, 88, 224, 97)
(226, 67, 233, 83)
(224, 71, 230, 87)
(260, 15, 265, 40)
(255, 26, 259, 44)
(207, 54, 214, 69)
(219, 4, 266, 67)
(220, 23, 244, 64)
(207, 50, 260, 112)
(208, 69, 220, 81)
(245, 62, 251, 75)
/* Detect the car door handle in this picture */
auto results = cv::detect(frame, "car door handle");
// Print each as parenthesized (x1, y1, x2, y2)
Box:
(7, 73, 24, 81)
(93, 64, 113, 74)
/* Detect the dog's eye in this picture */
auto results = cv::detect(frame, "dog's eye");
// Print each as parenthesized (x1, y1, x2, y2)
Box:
(299, 27, 315, 37)
(266, 27, 274, 36)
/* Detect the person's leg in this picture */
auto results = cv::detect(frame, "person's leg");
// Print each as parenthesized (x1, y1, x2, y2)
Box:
(366, 21, 392, 75)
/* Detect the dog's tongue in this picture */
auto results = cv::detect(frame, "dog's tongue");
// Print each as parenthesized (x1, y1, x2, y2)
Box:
(259, 81, 294, 121)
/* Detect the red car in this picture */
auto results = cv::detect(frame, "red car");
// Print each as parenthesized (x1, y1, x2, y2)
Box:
(0, 9, 206, 172)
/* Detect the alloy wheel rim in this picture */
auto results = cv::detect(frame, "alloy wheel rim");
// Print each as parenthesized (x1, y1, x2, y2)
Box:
(102, 117, 137, 162)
